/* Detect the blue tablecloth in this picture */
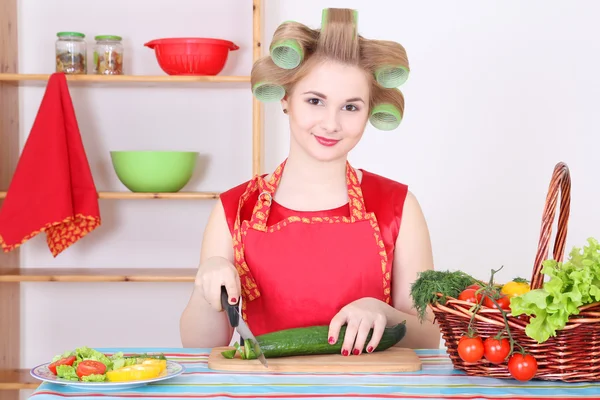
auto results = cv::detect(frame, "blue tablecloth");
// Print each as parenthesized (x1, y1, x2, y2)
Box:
(29, 348, 600, 399)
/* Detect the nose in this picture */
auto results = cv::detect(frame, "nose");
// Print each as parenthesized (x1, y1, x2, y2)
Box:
(319, 108, 341, 134)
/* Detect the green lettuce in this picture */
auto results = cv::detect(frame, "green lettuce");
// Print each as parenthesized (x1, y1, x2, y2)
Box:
(56, 365, 78, 381)
(510, 237, 600, 343)
(81, 374, 106, 382)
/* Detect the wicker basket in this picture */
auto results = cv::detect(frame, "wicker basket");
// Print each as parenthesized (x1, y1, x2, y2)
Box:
(430, 162, 600, 382)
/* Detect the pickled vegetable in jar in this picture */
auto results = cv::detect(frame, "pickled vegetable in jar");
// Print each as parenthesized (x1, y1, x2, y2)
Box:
(93, 35, 124, 75)
(55, 32, 87, 74)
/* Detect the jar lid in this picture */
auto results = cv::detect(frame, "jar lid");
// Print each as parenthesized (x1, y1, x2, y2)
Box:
(95, 35, 122, 41)
(57, 31, 85, 38)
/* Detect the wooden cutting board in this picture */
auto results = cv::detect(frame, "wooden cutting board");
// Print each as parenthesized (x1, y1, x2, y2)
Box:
(207, 346, 422, 372)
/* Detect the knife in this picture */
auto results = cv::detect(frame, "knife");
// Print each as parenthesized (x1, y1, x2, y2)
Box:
(220, 286, 268, 368)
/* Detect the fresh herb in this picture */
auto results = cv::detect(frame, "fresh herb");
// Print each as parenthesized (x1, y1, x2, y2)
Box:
(123, 353, 167, 360)
(410, 269, 481, 322)
(510, 237, 600, 343)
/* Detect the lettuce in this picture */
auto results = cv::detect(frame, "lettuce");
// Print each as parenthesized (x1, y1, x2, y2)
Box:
(56, 365, 78, 381)
(510, 237, 600, 343)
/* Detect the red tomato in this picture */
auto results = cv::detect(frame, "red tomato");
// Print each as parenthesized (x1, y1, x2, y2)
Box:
(508, 353, 538, 381)
(466, 284, 482, 290)
(458, 288, 479, 303)
(48, 356, 77, 375)
(484, 295, 511, 310)
(76, 360, 107, 378)
(483, 337, 511, 364)
(457, 335, 484, 363)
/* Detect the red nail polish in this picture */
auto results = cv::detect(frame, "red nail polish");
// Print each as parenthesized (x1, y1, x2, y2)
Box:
(342, 349, 349, 356)
(230, 298, 237, 303)
(328, 336, 335, 344)
(353, 349, 360, 355)
(367, 346, 373, 353)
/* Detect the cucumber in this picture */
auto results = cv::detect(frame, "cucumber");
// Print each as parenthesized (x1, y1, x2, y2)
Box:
(221, 322, 406, 359)
(221, 349, 237, 359)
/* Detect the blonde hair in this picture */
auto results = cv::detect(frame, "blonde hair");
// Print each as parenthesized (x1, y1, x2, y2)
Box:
(251, 8, 409, 131)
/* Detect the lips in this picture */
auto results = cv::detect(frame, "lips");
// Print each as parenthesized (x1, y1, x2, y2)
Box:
(313, 135, 340, 147)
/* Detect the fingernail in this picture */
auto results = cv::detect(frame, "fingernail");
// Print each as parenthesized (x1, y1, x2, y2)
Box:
(328, 336, 335, 344)
(352, 349, 360, 356)
(342, 349, 349, 356)
(230, 297, 237, 303)
(367, 346, 373, 353)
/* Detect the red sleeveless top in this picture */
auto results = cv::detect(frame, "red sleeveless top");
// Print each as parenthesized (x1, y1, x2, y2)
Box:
(220, 169, 409, 271)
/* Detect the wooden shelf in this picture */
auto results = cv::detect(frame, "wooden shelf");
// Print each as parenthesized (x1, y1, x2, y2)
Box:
(0, 191, 220, 200)
(0, 73, 250, 85)
(0, 268, 196, 282)
(0, 369, 39, 390)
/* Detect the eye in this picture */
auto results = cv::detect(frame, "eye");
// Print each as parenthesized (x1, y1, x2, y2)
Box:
(344, 104, 359, 112)
(307, 98, 322, 106)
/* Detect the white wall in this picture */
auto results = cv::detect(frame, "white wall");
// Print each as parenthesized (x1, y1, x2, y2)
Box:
(14, 0, 600, 396)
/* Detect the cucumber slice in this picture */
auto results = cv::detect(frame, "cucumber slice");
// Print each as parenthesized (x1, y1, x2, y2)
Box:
(221, 349, 237, 359)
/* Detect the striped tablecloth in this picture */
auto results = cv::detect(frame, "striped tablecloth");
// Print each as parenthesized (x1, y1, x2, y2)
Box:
(29, 348, 600, 400)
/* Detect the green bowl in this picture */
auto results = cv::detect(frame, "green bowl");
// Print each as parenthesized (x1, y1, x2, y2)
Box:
(110, 151, 198, 193)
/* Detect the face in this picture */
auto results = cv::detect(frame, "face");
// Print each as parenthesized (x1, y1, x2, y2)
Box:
(282, 60, 371, 163)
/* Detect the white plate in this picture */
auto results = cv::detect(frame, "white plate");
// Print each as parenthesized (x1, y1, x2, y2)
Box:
(30, 360, 185, 391)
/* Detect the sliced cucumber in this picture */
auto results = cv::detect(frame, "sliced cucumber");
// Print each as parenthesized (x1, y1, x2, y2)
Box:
(221, 349, 237, 359)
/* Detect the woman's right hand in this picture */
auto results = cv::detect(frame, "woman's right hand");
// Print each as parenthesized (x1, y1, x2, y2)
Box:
(195, 256, 241, 311)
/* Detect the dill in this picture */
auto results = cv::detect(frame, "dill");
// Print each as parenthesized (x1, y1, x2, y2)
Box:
(410, 269, 480, 322)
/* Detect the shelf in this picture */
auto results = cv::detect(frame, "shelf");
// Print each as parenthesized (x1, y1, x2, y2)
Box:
(0, 191, 220, 200)
(0, 268, 197, 282)
(0, 73, 250, 87)
(0, 369, 39, 390)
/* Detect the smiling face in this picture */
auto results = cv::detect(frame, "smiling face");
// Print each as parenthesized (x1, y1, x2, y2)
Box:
(282, 60, 371, 163)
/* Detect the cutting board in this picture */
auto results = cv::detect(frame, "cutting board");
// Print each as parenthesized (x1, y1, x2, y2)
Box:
(207, 346, 422, 372)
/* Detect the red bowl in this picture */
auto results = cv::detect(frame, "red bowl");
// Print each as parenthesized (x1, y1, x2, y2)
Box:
(144, 38, 239, 76)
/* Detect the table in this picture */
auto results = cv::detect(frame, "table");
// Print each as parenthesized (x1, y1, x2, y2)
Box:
(29, 347, 600, 399)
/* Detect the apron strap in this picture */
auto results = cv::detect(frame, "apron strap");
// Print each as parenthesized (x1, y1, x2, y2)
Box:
(249, 161, 369, 230)
(232, 177, 263, 302)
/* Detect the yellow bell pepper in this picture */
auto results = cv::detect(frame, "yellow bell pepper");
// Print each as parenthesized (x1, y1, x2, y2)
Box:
(106, 363, 163, 382)
(501, 278, 530, 298)
(142, 359, 167, 373)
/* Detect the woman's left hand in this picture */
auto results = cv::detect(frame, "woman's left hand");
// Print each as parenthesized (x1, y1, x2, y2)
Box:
(327, 297, 389, 356)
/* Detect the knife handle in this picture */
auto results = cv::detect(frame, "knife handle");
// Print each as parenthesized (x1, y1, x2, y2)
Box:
(220, 286, 239, 328)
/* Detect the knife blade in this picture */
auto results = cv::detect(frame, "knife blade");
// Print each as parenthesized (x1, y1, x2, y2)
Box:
(220, 286, 268, 368)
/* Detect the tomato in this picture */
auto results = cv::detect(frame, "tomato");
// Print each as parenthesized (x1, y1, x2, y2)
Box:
(501, 280, 530, 298)
(76, 360, 107, 378)
(457, 335, 484, 363)
(458, 288, 480, 303)
(484, 294, 511, 311)
(466, 284, 482, 291)
(483, 337, 511, 364)
(48, 356, 76, 375)
(508, 353, 538, 381)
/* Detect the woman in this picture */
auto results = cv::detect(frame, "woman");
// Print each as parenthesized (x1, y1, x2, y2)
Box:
(180, 8, 440, 354)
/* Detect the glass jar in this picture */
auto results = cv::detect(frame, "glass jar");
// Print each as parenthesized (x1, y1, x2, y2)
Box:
(55, 32, 87, 74)
(93, 35, 124, 75)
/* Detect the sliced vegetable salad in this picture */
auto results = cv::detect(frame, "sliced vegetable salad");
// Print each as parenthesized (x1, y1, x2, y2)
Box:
(48, 346, 168, 382)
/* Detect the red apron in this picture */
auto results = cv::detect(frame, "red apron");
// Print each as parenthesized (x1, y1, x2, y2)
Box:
(231, 159, 391, 336)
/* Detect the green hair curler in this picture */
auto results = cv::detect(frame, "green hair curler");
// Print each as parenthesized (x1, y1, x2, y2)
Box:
(369, 103, 403, 131)
(270, 39, 304, 70)
(375, 65, 410, 88)
(252, 82, 286, 103)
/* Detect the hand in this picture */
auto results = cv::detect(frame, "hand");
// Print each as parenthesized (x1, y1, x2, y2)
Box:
(195, 256, 241, 312)
(328, 297, 389, 356)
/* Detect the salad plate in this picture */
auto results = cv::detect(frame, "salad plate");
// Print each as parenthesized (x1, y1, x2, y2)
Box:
(30, 346, 185, 391)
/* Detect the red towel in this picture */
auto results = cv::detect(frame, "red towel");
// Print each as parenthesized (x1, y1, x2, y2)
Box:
(0, 72, 101, 257)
